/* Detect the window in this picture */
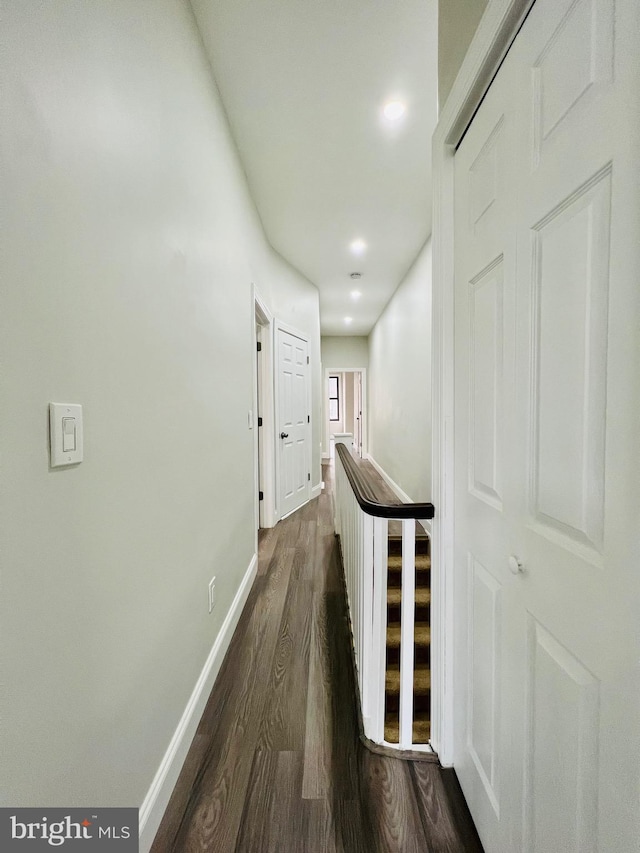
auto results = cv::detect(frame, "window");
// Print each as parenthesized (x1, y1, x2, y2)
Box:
(329, 376, 340, 421)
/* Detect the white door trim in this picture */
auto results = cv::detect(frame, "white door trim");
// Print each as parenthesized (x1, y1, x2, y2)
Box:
(274, 319, 312, 522)
(323, 367, 368, 459)
(253, 285, 276, 531)
(254, 286, 272, 327)
(431, 0, 535, 767)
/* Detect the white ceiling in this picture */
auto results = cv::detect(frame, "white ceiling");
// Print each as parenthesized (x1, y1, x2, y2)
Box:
(191, 0, 439, 335)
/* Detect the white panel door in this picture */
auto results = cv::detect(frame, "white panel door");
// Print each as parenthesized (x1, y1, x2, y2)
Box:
(453, 0, 640, 851)
(277, 327, 310, 518)
(454, 50, 521, 852)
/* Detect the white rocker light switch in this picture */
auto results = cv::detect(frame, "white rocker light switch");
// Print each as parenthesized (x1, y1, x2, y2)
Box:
(62, 417, 76, 452)
(50, 403, 83, 467)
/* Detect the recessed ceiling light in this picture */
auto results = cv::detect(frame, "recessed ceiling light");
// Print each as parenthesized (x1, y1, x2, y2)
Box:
(351, 291, 362, 300)
(383, 100, 406, 121)
(350, 239, 367, 255)
(344, 317, 353, 325)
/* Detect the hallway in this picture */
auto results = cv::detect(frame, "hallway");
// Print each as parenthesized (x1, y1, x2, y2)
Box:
(151, 466, 482, 851)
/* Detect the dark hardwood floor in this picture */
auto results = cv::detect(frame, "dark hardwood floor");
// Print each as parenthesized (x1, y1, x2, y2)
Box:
(151, 464, 483, 852)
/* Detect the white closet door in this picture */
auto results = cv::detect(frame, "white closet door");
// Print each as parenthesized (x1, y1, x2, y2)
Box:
(453, 0, 640, 850)
(453, 35, 522, 852)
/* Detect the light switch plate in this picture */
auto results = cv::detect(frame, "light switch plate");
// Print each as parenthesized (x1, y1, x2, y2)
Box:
(50, 403, 83, 467)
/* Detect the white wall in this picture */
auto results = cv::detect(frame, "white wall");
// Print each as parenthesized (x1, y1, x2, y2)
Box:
(368, 240, 432, 501)
(0, 0, 320, 817)
(321, 335, 369, 370)
(438, 0, 488, 107)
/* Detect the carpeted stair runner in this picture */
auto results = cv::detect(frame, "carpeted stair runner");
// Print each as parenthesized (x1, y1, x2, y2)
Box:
(384, 532, 431, 744)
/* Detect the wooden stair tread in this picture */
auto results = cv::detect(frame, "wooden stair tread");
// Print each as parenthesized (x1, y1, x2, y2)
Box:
(385, 665, 431, 695)
(384, 717, 431, 744)
(387, 554, 431, 570)
(386, 622, 431, 647)
(388, 533, 429, 545)
(388, 532, 430, 540)
(387, 587, 431, 606)
(387, 535, 430, 559)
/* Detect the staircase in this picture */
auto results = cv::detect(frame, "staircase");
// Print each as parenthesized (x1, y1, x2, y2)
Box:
(384, 532, 431, 744)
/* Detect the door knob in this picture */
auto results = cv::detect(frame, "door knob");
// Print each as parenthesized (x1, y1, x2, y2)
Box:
(280, 432, 289, 439)
(508, 555, 524, 575)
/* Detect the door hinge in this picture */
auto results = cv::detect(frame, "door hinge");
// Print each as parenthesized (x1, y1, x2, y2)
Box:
(258, 417, 263, 427)
(306, 356, 309, 364)
(308, 473, 311, 481)
(259, 491, 264, 501)
(257, 341, 262, 352)
(307, 415, 310, 423)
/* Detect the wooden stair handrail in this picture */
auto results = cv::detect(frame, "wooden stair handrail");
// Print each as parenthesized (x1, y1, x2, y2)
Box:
(335, 443, 435, 520)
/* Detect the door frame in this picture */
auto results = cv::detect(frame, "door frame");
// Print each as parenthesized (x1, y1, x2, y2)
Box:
(274, 319, 312, 522)
(253, 286, 276, 532)
(323, 367, 368, 459)
(431, 0, 535, 766)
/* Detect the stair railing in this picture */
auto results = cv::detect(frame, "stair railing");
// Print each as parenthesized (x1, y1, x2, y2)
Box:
(333, 441, 435, 751)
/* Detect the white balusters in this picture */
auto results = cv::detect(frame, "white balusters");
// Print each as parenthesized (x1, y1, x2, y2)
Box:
(360, 512, 373, 726)
(399, 518, 416, 748)
(333, 445, 431, 753)
(369, 515, 388, 742)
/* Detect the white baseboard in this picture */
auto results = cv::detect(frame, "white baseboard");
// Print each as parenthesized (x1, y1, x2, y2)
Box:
(311, 482, 323, 498)
(365, 454, 414, 504)
(321, 453, 331, 461)
(139, 553, 258, 852)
